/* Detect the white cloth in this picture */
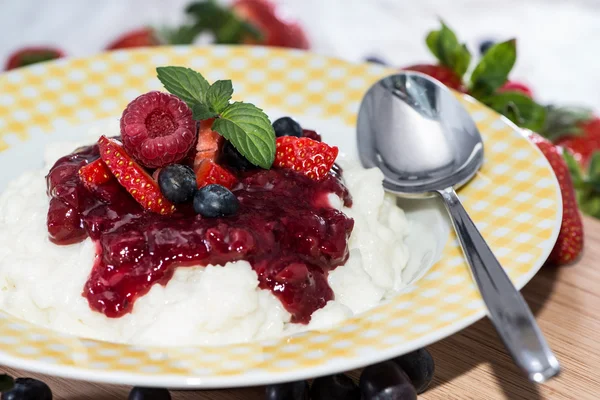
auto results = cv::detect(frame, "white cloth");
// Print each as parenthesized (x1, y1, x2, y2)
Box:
(1, 0, 599, 110)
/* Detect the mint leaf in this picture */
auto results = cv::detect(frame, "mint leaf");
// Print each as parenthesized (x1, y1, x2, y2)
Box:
(425, 22, 471, 78)
(483, 91, 546, 131)
(206, 80, 233, 113)
(0, 374, 14, 392)
(192, 103, 218, 120)
(470, 39, 516, 98)
(157, 66, 210, 107)
(212, 102, 275, 168)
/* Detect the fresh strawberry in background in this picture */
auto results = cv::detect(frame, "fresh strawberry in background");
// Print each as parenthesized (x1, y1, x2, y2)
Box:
(232, 0, 309, 48)
(525, 131, 584, 265)
(5, 47, 64, 70)
(106, 28, 160, 50)
(411, 22, 587, 264)
(105, 0, 309, 50)
(404, 64, 465, 92)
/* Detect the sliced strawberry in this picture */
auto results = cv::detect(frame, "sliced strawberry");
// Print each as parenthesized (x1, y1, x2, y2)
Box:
(78, 158, 112, 190)
(106, 28, 160, 50)
(274, 137, 338, 181)
(194, 119, 223, 169)
(97, 136, 175, 215)
(195, 160, 237, 189)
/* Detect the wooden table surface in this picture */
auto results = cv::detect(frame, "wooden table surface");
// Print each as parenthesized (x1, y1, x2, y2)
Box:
(2, 218, 599, 400)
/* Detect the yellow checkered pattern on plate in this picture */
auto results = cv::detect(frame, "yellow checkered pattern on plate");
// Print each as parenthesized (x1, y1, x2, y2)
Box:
(0, 47, 560, 381)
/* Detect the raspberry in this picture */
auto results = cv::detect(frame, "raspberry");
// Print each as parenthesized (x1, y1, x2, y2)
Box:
(120, 91, 196, 168)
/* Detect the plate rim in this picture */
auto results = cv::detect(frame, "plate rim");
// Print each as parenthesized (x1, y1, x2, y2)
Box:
(0, 46, 562, 388)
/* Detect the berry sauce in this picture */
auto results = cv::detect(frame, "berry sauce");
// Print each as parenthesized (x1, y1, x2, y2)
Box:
(46, 145, 353, 323)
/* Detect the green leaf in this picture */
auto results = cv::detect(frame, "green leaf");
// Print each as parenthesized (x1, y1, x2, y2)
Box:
(185, 0, 263, 44)
(470, 39, 517, 98)
(540, 105, 594, 141)
(192, 103, 218, 120)
(483, 91, 547, 131)
(588, 152, 600, 181)
(212, 102, 276, 168)
(424, 22, 471, 78)
(157, 24, 201, 45)
(156, 66, 210, 107)
(0, 374, 14, 392)
(206, 80, 233, 113)
(425, 30, 441, 60)
(563, 149, 584, 185)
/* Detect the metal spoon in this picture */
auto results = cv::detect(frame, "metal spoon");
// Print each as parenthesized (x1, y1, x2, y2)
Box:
(357, 72, 560, 383)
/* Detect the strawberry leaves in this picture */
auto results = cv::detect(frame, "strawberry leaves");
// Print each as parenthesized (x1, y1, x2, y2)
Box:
(470, 39, 517, 98)
(157, 66, 276, 169)
(426, 22, 471, 78)
(541, 105, 594, 141)
(564, 149, 600, 219)
(483, 91, 547, 131)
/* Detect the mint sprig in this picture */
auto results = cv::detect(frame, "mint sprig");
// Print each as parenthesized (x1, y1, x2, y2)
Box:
(156, 66, 275, 169)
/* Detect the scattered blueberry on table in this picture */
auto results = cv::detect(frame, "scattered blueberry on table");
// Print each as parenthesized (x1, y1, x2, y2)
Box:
(272, 116, 304, 138)
(392, 348, 435, 394)
(360, 361, 417, 400)
(157, 164, 198, 204)
(193, 184, 240, 217)
(311, 373, 360, 400)
(128, 387, 171, 400)
(265, 380, 310, 400)
(1, 377, 52, 400)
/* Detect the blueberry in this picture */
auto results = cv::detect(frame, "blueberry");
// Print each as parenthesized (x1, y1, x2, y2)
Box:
(220, 140, 258, 171)
(479, 39, 496, 55)
(265, 380, 309, 400)
(360, 361, 417, 400)
(157, 164, 197, 204)
(391, 348, 435, 394)
(128, 387, 171, 400)
(272, 117, 303, 138)
(365, 55, 388, 65)
(1, 377, 52, 400)
(311, 373, 360, 400)
(193, 184, 239, 217)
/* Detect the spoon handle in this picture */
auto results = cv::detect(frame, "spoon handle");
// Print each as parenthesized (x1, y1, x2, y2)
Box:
(437, 187, 560, 383)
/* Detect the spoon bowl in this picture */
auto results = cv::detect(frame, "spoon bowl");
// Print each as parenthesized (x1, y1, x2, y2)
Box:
(357, 72, 560, 383)
(357, 72, 483, 197)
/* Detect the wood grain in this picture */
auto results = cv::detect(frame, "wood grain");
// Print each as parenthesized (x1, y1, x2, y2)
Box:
(2, 218, 600, 400)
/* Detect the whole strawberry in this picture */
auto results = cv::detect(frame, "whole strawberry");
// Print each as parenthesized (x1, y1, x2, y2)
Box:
(525, 130, 584, 265)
